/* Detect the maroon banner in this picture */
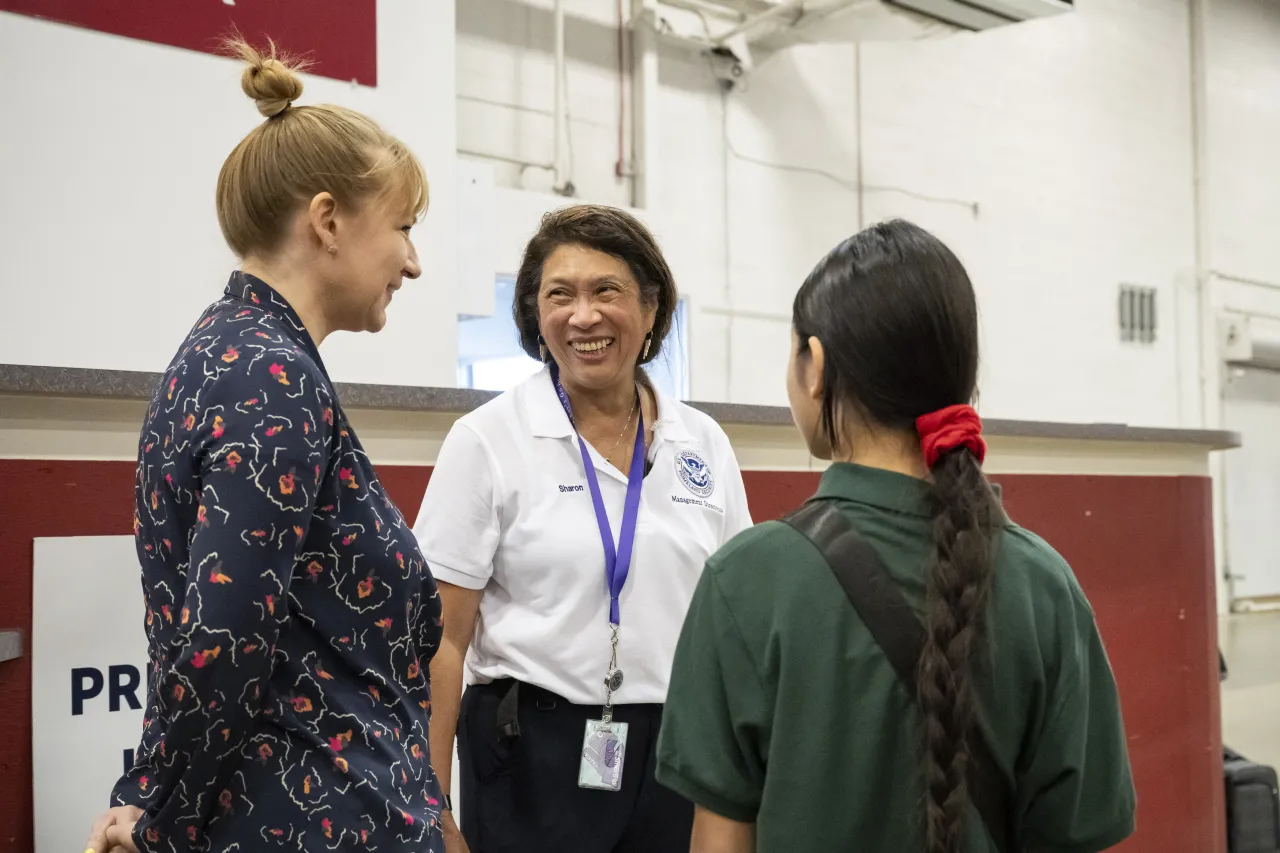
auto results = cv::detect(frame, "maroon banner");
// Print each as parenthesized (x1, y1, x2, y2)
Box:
(1, 0, 377, 85)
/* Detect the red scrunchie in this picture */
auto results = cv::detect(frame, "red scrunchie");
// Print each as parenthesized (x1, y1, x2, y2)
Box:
(916, 404, 986, 468)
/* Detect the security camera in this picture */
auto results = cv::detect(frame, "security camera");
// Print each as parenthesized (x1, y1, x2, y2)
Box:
(706, 33, 753, 90)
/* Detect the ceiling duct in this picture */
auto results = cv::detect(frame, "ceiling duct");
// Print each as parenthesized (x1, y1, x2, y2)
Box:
(657, 0, 1073, 50)
(1221, 314, 1280, 373)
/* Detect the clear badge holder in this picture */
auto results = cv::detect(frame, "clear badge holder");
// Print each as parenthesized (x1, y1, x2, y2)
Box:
(579, 625, 628, 791)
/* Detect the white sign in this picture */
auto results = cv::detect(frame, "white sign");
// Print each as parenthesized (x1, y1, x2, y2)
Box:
(30, 535, 467, 847)
(32, 536, 147, 853)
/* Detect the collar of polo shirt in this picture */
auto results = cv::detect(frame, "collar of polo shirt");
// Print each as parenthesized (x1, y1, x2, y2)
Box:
(525, 366, 693, 444)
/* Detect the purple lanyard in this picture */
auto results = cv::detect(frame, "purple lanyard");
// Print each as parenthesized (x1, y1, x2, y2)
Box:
(551, 366, 646, 626)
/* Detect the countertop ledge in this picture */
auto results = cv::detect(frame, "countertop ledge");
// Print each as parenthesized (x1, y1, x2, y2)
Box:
(0, 363, 1241, 450)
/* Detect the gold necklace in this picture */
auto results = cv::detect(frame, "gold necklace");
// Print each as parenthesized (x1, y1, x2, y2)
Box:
(604, 391, 638, 460)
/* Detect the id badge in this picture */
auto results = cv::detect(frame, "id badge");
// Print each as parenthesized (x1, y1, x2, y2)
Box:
(578, 719, 628, 791)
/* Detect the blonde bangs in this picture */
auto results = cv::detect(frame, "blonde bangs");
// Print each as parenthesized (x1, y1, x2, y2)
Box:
(368, 143, 430, 222)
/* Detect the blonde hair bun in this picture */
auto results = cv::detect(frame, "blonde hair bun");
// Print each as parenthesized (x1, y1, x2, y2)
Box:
(228, 38, 305, 118)
(216, 34, 428, 259)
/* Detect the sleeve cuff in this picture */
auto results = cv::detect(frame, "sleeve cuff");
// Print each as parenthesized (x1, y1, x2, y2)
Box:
(425, 559, 490, 591)
(110, 780, 143, 808)
(656, 761, 759, 824)
(1030, 814, 1136, 853)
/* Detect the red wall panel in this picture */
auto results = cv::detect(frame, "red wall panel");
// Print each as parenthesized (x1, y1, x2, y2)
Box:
(0, 462, 1222, 853)
(996, 474, 1224, 853)
(0, 461, 136, 853)
(0, 0, 377, 85)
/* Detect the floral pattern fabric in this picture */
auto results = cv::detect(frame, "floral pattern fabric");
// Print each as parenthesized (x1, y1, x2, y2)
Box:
(112, 272, 444, 852)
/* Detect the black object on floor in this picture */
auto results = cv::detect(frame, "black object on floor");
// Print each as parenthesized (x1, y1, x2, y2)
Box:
(1224, 746, 1280, 853)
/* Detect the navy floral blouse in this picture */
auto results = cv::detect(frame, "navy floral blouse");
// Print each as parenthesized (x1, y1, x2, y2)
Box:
(112, 273, 444, 852)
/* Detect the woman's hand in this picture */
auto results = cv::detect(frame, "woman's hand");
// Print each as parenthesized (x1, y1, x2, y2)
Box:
(84, 805, 142, 853)
(441, 810, 470, 853)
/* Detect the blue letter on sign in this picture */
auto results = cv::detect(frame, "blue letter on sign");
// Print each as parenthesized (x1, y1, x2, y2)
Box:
(109, 665, 142, 712)
(71, 667, 104, 716)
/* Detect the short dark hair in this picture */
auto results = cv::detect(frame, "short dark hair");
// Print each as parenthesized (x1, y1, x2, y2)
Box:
(513, 204, 678, 368)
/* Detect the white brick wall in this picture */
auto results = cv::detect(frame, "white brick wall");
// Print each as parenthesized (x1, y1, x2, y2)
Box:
(456, 0, 634, 204)
(0, 0, 461, 388)
(1, 0, 1273, 416)
(457, 0, 1280, 424)
(1206, 0, 1280, 283)
(854, 0, 1197, 426)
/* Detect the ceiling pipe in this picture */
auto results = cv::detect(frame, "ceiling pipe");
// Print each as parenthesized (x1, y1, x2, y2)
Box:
(552, 0, 572, 195)
(714, 0, 807, 43)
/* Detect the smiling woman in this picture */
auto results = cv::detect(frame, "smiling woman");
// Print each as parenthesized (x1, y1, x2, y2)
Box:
(514, 206, 677, 390)
(84, 37, 444, 853)
(456, 274, 689, 400)
(412, 204, 752, 853)
(512, 206, 678, 475)
(535, 242, 657, 402)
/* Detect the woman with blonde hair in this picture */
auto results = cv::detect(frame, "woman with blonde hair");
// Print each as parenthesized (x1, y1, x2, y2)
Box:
(84, 41, 445, 853)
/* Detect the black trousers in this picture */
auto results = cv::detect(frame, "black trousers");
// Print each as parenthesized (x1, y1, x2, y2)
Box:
(458, 679, 694, 853)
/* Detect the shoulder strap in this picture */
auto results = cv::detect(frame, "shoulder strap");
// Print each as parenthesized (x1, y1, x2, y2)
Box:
(782, 500, 1018, 853)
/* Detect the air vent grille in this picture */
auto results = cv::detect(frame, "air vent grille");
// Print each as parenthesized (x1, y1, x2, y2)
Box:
(1119, 284, 1157, 345)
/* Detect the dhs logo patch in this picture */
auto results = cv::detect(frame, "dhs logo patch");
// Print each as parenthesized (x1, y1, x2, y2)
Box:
(675, 450, 715, 498)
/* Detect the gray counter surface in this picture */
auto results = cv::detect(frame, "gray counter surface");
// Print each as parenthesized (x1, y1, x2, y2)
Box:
(0, 364, 1241, 449)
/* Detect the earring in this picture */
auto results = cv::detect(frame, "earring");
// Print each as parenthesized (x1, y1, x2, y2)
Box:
(538, 334, 548, 363)
(326, 244, 338, 254)
(642, 331, 653, 360)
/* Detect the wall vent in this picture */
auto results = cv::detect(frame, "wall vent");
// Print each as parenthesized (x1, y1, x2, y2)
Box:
(1118, 284, 1157, 345)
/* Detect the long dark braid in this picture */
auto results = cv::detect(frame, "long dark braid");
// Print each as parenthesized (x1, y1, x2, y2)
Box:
(792, 219, 991, 853)
(919, 447, 998, 853)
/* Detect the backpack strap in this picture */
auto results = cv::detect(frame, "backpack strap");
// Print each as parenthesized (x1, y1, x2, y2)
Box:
(781, 500, 1018, 853)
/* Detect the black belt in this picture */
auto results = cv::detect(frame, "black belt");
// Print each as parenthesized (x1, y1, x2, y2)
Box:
(491, 676, 627, 732)
(490, 679, 613, 739)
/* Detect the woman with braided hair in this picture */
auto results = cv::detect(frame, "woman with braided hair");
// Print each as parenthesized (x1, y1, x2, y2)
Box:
(656, 220, 1136, 853)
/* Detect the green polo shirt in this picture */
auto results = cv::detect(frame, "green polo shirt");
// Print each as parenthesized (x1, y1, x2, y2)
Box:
(656, 463, 1135, 853)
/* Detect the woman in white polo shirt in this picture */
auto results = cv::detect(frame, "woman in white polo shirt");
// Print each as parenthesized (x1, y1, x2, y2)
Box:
(413, 204, 751, 853)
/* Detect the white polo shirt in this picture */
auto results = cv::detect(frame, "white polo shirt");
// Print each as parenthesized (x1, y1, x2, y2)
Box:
(411, 367, 752, 706)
